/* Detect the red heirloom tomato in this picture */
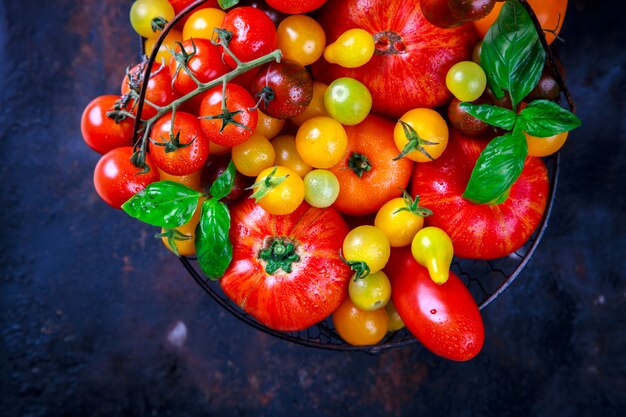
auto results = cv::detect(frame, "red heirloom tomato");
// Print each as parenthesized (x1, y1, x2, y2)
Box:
(385, 247, 484, 361)
(121, 63, 179, 120)
(221, 6, 277, 68)
(81, 95, 134, 154)
(220, 199, 352, 331)
(312, 0, 476, 118)
(265, 0, 328, 14)
(250, 59, 314, 119)
(198, 83, 258, 146)
(329, 114, 414, 216)
(168, 38, 230, 96)
(93, 146, 159, 209)
(410, 129, 549, 259)
(148, 111, 210, 176)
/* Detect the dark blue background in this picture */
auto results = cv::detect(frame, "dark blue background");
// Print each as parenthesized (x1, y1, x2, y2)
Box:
(1, 0, 625, 416)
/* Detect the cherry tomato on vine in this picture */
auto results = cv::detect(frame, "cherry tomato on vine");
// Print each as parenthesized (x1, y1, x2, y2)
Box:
(182, 7, 225, 41)
(221, 6, 277, 68)
(148, 111, 210, 176)
(276, 15, 326, 66)
(303, 169, 340, 208)
(251, 166, 305, 215)
(232, 133, 276, 177)
(295, 116, 347, 169)
(130, 0, 175, 38)
(81, 95, 134, 155)
(271, 135, 312, 177)
(251, 59, 314, 119)
(93, 146, 159, 209)
(393, 108, 449, 163)
(121, 63, 179, 120)
(324, 77, 372, 125)
(525, 131, 568, 157)
(290, 81, 330, 126)
(348, 270, 391, 311)
(198, 83, 258, 146)
(332, 297, 388, 346)
(342, 225, 391, 274)
(168, 38, 230, 96)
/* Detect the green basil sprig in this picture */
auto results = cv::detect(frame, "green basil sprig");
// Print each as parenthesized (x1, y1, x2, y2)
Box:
(217, 0, 239, 10)
(458, 0, 581, 205)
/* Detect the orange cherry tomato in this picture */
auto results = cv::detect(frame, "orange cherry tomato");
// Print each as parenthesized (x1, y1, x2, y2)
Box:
(332, 298, 388, 346)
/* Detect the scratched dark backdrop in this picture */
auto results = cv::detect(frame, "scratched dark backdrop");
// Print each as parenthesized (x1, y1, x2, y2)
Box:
(1, 0, 624, 416)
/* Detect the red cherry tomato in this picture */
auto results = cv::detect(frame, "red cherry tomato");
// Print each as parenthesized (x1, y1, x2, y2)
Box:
(148, 111, 210, 176)
(221, 6, 277, 68)
(168, 38, 230, 96)
(121, 63, 179, 120)
(81, 95, 134, 154)
(385, 246, 485, 361)
(220, 199, 351, 331)
(93, 147, 159, 209)
(198, 83, 258, 146)
(265, 0, 328, 14)
(410, 129, 549, 259)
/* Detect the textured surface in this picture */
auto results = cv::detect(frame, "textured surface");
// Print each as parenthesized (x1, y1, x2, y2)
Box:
(1, 0, 625, 416)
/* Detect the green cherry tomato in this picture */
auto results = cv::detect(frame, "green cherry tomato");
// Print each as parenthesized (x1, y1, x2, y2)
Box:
(349, 270, 392, 311)
(445, 61, 487, 102)
(324, 77, 372, 126)
(303, 169, 340, 208)
(343, 225, 391, 274)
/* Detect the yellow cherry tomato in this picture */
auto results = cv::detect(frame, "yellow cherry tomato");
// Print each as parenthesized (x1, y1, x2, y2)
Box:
(182, 8, 225, 41)
(290, 82, 330, 126)
(332, 297, 388, 346)
(271, 135, 312, 177)
(525, 131, 568, 157)
(348, 270, 391, 311)
(385, 300, 405, 332)
(232, 133, 276, 177)
(411, 226, 454, 284)
(393, 108, 449, 163)
(343, 225, 391, 275)
(295, 116, 348, 169)
(374, 193, 431, 247)
(277, 15, 326, 66)
(144, 29, 182, 65)
(324, 28, 375, 68)
(161, 197, 205, 257)
(255, 109, 286, 139)
(130, 0, 175, 38)
(252, 166, 305, 215)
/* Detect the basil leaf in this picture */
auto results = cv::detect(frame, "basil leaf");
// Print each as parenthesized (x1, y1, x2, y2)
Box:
(122, 181, 202, 228)
(481, 0, 545, 109)
(463, 128, 528, 204)
(218, 0, 239, 10)
(519, 99, 582, 137)
(459, 102, 518, 130)
(196, 199, 232, 280)
(210, 160, 236, 200)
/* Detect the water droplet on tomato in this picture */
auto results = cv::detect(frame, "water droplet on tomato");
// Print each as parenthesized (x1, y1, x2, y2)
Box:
(430, 309, 437, 315)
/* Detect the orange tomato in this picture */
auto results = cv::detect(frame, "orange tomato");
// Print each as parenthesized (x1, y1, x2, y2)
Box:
(332, 297, 388, 346)
(474, 0, 568, 45)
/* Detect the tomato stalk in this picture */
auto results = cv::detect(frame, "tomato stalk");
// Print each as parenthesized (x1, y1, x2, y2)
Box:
(258, 238, 301, 274)
(347, 152, 372, 178)
(392, 121, 439, 161)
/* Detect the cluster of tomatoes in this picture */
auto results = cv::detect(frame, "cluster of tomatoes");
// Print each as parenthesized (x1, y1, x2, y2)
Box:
(81, 0, 570, 361)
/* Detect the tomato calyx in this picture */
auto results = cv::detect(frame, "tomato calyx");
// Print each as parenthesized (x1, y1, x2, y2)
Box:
(347, 152, 372, 178)
(393, 121, 439, 161)
(154, 228, 192, 257)
(394, 190, 433, 217)
(258, 237, 301, 274)
(339, 249, 370, 281)
(150, 16, 168, 33)
(248, 165, 289, 202)
(254, 86, 276, 110)
(373, 31, 406, 56)
(170, 40, 198, 87)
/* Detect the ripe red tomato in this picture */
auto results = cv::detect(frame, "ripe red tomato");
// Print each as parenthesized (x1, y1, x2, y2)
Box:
(93, 147, 159, 209)
(250, 59, 313, 119)
(385, 246, 484, 361)
(81, 95, 134, 154)
(148, 111, 210, 176)
(410, 129, 549, 259)
(329, 113, 414, 215)
(220, 199, 352, 331)
(168, 38, 230, 96)
(198, 83, 258, 146)
(265, 0, 328, 14)
(121, 63, 179, 120)
(312, 0, 476, 118)
(221, 6, 277, 68)
(167, 0, 219, 26)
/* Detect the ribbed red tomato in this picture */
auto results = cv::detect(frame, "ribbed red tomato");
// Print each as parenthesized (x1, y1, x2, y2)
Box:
(220, 199, 352, 331)
(410, 129, 549, 259)
(385, 247, 484, 361)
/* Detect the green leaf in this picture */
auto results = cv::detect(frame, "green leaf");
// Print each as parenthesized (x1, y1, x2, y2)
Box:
(459, 102, 518, 130)
(218, 0, 239, 10)
(463, 128, 528, 204)
(122, 181, 202, 228)
(210, 159, 236, 200)
(195, 199, 232, 280)
(519, 99, 582, 137)
(481, 0, 546, 109)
